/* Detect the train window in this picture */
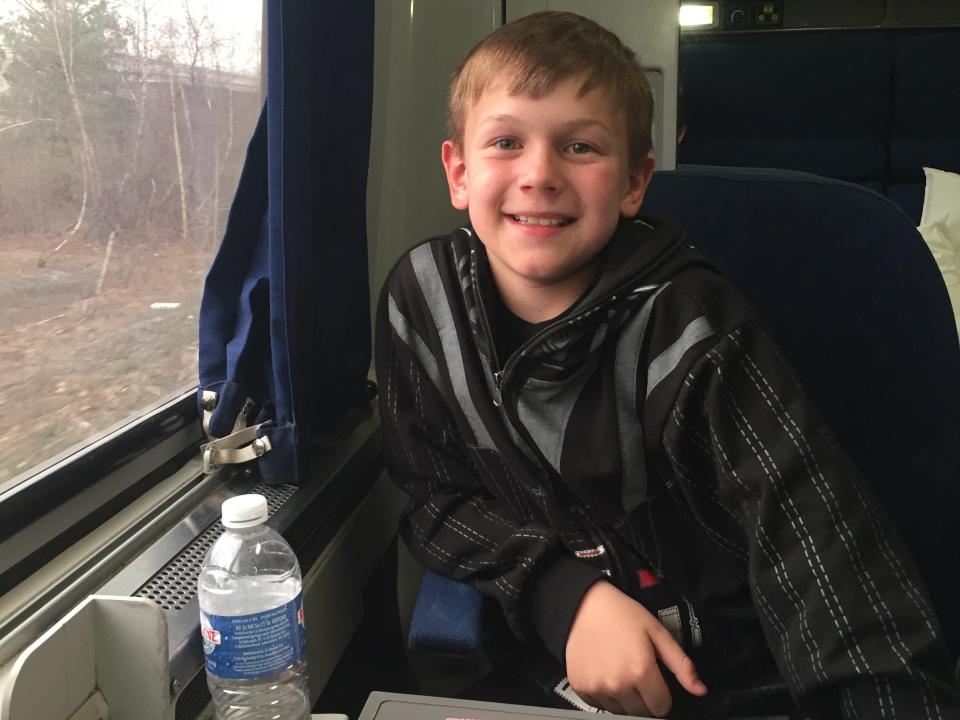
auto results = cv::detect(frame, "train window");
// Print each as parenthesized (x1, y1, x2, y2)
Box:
(0, 0, 263, 490)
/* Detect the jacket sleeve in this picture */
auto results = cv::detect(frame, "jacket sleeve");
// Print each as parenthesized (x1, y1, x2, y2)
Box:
(661, 321, 960, 718)
(375, 284, 603, 657)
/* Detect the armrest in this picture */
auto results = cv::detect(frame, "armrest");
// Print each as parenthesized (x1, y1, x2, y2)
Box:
(408, 569, 485, 657)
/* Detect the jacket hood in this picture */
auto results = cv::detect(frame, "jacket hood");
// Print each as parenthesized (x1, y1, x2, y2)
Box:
(575, 214, 706, 311)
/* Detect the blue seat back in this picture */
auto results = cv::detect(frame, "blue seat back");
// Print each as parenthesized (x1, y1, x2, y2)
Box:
(677, 30, 960, 223)
(678, 34, 891, 185)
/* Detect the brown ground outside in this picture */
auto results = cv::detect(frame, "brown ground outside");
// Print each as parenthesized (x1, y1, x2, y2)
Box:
(0, 232, 214, 485)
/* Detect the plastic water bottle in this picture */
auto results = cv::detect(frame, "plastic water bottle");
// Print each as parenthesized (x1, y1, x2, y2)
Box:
(198, 494, 310, 720)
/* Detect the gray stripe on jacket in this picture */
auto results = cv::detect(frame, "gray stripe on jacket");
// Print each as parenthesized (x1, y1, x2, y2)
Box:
(647, 316, 715, 399)
(615, 284, 667, 512)
(388, 294, 442, 390)
(409, 244, 495, 449)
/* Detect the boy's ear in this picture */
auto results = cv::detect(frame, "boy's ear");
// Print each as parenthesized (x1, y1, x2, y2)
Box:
(441, 140, 470, 211)
(620, 154, 657, 218)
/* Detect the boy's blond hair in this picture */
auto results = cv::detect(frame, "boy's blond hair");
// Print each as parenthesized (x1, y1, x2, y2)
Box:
(447, 11, 654, 170)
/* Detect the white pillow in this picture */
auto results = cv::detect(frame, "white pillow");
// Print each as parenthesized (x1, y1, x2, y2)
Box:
(921, 166, 960, 227)
(917, 214, 960, 340)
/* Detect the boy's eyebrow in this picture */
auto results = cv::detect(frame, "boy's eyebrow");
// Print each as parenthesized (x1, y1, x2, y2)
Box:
(557, 118, 615, 134)
(477, 115, 614, 135)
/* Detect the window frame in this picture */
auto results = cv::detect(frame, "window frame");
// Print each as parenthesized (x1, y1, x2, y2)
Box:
(0, 0, 270, 598)
(0, 387, 202, 595)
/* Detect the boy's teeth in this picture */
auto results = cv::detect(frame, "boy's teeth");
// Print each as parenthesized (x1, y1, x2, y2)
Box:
(514, 215, 568, 226)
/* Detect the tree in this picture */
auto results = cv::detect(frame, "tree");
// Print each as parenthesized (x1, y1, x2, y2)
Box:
(0, 0, 260, 251)
(1, 0, 128, 241)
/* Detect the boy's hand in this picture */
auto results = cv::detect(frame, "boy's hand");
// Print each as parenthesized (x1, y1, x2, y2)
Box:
(565, 580, 708, 717)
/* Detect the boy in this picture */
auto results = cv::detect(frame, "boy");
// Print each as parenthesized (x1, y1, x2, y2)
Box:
(375, 11, 960, 718)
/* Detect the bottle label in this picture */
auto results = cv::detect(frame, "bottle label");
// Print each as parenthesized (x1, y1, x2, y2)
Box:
(200, 592, 306, 680)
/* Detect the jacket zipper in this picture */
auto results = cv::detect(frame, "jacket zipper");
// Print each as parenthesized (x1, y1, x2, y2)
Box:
(493, 370, 505, 406)
(467, 219, 685, 408)
(493, 307, 602, 402)
(469, 249, 506, 406)
(482, 280, 658, 407)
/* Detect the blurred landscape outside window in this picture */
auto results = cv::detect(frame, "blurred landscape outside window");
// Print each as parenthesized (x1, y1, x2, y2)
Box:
(0, 0, 262, 488)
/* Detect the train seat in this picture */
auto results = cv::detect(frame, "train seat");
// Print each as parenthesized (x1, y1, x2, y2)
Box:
(676, 30, 960, 224)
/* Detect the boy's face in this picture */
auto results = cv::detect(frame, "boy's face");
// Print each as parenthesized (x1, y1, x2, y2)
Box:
(442, 76, 654, 300)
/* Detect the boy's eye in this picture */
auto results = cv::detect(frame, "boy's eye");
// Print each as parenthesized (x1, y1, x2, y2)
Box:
(567, 142, 594, 154)
(495, 138, 519, 150)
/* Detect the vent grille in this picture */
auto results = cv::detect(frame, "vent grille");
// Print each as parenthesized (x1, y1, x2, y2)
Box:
(135, 483, 298, 611)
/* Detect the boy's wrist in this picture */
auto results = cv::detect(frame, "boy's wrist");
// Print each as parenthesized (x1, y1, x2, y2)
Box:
(528, 554, 605, 663)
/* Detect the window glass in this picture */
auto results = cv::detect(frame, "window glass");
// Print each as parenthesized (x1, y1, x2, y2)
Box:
(0, 0, 262, 486)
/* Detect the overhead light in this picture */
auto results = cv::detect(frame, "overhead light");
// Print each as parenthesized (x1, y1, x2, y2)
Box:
(679, 3, 719, 29)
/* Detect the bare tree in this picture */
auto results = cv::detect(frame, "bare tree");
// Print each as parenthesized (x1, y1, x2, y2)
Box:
(211, 84, 235, 248)
(3, 0, 126, 263)
(179, 0, 212, 156)
(153, 14, 190, 245)
(48, 0, 100, 238)
(168, 67, 189, 244)
(116, 0, 151, 202)
(202, 27, 237, 249)
(180, 0, 207, 84)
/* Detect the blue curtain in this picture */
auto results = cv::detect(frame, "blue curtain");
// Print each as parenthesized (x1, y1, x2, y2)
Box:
(198, 0, 375, 484)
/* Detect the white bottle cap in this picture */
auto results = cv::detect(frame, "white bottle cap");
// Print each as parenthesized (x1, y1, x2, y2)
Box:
(221, 494, 269, 528)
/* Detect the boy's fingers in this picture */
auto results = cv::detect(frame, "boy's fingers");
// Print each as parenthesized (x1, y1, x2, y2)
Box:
(616, 688, 651, 717)
(650, 626, 709, 697)
(603, 697, 627, 716)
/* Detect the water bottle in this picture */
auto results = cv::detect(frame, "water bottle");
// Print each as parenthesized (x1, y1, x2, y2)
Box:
(198, 494, 310, 720)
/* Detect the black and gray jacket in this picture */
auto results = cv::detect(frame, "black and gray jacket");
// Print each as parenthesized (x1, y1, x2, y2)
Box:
(376, 216, 960, 718)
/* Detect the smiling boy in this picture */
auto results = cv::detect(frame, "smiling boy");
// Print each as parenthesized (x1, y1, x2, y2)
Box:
(441, 72, 652, 323)
(376, 11, 960, 719)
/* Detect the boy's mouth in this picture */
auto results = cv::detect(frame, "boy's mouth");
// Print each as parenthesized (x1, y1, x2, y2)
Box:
(510, 214, 574, 227)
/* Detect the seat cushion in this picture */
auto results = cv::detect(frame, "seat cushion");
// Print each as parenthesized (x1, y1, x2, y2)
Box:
(921, 167, 960, 226)
(916, 217, 960, 340)
(408, 569, 485, 656)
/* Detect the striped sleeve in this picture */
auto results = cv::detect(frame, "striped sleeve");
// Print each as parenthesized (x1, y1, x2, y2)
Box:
(661, 322, 960, 718)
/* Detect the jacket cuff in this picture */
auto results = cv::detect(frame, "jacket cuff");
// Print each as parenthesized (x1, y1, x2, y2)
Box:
(528, 554, 605, 664)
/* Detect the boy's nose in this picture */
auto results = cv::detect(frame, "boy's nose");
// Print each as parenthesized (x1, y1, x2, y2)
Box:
(519, 145, 564, 194)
